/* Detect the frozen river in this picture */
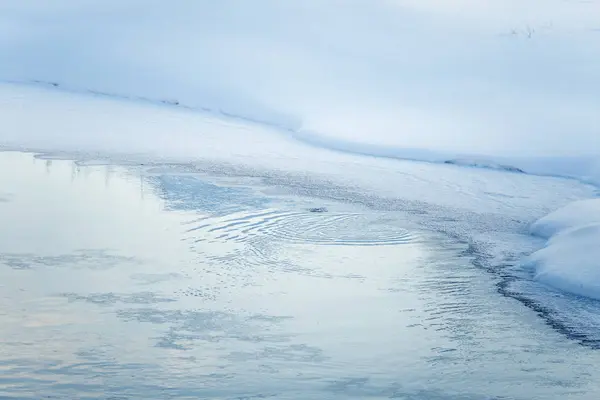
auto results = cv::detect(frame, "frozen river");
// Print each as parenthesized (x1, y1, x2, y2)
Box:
(2, 150, 600, 399)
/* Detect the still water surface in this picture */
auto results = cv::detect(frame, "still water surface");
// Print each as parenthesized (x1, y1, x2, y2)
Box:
(1, 151, 600, 399)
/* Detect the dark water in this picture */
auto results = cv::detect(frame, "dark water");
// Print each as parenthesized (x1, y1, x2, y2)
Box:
(1, 151, 600, 399)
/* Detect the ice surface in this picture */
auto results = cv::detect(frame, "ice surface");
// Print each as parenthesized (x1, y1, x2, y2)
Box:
(526, 199, 600, 300)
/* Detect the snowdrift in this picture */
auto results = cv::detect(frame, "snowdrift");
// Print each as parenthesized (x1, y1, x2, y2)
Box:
(526, 199, 600, 300)
(530, 199, 600, 239)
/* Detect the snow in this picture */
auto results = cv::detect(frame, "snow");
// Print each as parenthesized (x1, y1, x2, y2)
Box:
(0, 82, 315, 170)
(499, 157, 600, 187)
(1, 80, 599, 191)
(530, 199, 600, 239)
(1, 0, 600, 161)
(526, 199, 600, 300)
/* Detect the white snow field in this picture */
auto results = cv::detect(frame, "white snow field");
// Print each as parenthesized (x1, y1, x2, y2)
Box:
(2, 0, 600, 159)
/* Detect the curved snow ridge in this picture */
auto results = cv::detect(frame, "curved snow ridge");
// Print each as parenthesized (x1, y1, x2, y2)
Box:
(286, 131, 600, 184)
(290, 130, 530, 174)
(525, 199, 600, 300)
(6, 79, 302, 133)
(292, 130, 600, 185)
(530, 199, 600, 239)
(289, 129, 446, 162)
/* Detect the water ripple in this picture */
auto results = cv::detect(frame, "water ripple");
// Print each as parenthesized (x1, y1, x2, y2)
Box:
(187, 209, 418, 247)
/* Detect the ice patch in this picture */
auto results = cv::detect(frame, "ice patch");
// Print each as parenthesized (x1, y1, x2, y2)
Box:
(526, 199, 600, 300)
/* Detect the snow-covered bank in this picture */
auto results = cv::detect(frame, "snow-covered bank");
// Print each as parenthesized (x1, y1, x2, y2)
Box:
(526, 199, 600, 300)
(2, 1, 600, 185)
(530, 199, 600, 239)
(2, 80, 600, 188)
(2, 0, 600, 159)
(4, 81, 597, 215)
(291, 128, 600, 186)
(0, 82, 314, 171)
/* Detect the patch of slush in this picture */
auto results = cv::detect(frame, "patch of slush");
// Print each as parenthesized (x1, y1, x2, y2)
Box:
(60, 292, 177, 306)
(524, 199, 600, 301)
(0, 249, 139, 270)
(147, 174, 270, 214)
